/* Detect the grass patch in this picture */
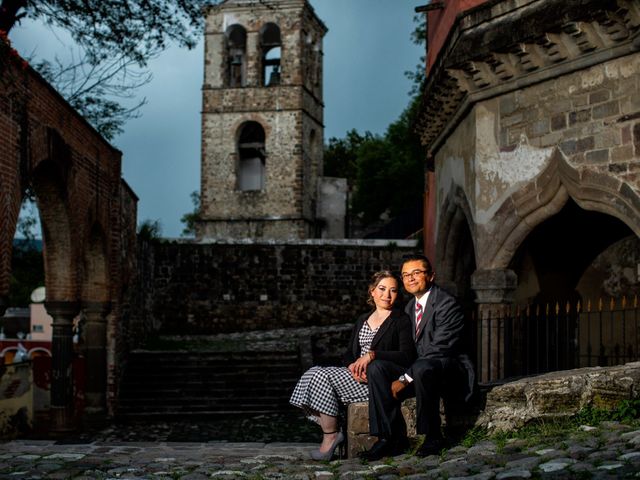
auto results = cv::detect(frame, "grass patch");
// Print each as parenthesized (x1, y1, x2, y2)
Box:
(458, 398, 640, 451)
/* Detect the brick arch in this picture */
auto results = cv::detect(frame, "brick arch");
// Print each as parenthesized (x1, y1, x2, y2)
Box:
(488, 148, 640, 270)
(31, 158, 77, 302)
(436, 184, 477, 285)
(82, 222, 110, 303)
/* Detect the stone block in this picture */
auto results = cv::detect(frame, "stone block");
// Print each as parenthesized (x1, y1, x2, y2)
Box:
(589, 90, 611, 104)
(576, 136, 595, 152)
(584, 149, 609, 164)
(527, 119, 550, 137)
(611, 145, 633, 162)
(608, 163, 628, 173)
(550, 114, 566, 131)
(346, 398, 449, 458)
(499, 94, 518, 116)
(569, 109, 591, 125)
(592, 101, 620, 120)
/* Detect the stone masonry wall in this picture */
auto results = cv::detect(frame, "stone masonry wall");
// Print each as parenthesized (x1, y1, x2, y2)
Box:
(496, 54, 639, 189)
(131, 240, 417, 337)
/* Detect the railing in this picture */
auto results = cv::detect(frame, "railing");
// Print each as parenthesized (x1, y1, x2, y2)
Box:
(473, 295, 640, 384)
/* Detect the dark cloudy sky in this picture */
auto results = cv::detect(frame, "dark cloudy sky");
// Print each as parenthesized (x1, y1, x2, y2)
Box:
(11, 1, 424, 238)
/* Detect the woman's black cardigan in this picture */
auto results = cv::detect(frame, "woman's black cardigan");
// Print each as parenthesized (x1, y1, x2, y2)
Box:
(343, 308, 417, 368)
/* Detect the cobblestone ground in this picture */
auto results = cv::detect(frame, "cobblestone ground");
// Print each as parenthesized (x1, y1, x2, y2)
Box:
(1, 420, 640, 479)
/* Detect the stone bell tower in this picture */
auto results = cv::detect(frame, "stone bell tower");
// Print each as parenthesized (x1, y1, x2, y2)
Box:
(197, 0, 327, 240)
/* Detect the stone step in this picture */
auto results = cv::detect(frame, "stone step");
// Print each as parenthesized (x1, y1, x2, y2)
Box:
(117, 347, 303, 418)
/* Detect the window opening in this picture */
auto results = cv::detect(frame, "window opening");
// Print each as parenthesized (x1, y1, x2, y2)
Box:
(260, 23, 281, 86)
(226, 24, 247, 87)
(237, 122, 266, 191)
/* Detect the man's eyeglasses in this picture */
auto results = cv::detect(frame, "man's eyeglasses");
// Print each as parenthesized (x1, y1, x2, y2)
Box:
(401, 269, 430, 280)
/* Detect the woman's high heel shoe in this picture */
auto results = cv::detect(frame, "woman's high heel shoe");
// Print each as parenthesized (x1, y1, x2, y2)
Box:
(310, 431, 345, 461)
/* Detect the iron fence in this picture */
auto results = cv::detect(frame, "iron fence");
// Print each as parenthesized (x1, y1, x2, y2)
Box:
(472, 295, 640, 384)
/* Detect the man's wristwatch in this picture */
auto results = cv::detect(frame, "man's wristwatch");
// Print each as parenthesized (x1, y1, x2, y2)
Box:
(398, 374, 409, 386)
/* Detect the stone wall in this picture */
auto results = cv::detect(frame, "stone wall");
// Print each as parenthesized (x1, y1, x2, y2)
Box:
(131, 239, 417, 339)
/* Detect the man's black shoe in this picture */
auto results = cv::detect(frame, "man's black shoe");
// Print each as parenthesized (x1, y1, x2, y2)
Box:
(359, 438, 408, 461)
(415, 438, 443, 457)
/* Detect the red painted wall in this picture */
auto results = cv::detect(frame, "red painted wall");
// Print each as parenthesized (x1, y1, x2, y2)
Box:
(427, 0, 487, 71)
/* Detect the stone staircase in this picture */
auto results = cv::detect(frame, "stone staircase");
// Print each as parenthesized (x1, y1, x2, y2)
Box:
(117, 350, 303, 418)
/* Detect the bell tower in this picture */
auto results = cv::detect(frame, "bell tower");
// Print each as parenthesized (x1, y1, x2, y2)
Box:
(197, 0, 327, 240)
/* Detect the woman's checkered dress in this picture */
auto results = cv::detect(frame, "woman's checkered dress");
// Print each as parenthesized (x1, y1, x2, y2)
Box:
(290, 322, 378, 418)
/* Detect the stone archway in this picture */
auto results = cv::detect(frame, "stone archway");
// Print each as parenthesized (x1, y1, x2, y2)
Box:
(487, 148, 640, 272)
(436, 184, 477, 309)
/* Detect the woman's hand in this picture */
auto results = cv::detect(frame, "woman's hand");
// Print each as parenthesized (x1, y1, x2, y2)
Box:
(349, 353, 373, 382)
(348, 360, 367, 383)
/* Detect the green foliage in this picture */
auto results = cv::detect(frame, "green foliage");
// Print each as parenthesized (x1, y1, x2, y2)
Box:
(137, 219, 163, 241)
(461, 426, 489, 448)
(326, 95, 425, 226)
(324, 129, 374, 180)
(180, 190, 200, 237)
(323, 13, 427, 228)
(573, 399, 640, 425)
(2, 0, 218, 139)
(9, 241, 44, 307)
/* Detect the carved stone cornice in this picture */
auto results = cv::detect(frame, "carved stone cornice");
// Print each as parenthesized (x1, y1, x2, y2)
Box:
(417, 0, 640, 160)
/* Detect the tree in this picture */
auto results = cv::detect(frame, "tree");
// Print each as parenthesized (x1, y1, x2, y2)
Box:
(324, 130, 374, 180)
(137, 219, 163, 241)
(180, 190, 200, 237)
(1, 0, 216, 138)
(322, 13, 427, 228)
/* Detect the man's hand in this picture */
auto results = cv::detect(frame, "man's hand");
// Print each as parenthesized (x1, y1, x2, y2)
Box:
(391, 380, 407, 399)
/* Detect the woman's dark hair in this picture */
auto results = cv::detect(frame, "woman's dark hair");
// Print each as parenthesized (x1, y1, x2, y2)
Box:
(367, 270, 398, 306)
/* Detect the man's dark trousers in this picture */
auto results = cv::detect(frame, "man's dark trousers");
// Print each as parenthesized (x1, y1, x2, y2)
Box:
(367, 357, 462, 442)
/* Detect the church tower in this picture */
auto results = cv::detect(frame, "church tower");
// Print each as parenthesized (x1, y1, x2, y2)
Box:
(197, 0, 327, 240)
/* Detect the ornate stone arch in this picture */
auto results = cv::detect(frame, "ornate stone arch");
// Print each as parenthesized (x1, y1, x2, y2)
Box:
(488, 148, 640, 271)
(436, 184, 477, 281)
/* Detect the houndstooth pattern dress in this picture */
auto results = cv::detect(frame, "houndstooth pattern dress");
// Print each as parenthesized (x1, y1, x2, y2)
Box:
(290, 322, 378, 418)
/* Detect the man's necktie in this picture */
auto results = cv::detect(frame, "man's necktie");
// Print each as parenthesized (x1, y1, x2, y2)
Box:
(415, 302, 423, 336)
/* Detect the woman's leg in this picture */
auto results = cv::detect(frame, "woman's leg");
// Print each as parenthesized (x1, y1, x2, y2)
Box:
(318, 413, 340, 452)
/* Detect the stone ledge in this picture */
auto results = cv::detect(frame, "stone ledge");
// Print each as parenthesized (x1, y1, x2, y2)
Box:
(477, 361, 640, 432)
(346, 362, 640, 457)
(347, 397, 476, 458)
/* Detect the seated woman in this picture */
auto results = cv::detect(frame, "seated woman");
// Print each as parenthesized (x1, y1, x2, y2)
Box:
(290, 270, 416, 460)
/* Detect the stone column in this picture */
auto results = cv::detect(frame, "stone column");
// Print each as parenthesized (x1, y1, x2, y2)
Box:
(82, 301, 111, 427)
(45, 300, 80, 433)
(471, 269, 517, 384)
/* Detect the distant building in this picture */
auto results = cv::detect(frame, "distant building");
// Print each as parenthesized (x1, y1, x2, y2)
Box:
(197, 0, 346, 240)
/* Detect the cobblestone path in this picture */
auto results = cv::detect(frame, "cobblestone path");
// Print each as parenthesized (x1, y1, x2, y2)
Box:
(1, 420, 640, 479)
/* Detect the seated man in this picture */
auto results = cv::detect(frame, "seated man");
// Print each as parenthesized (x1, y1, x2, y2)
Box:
(361, 254, 475, 460)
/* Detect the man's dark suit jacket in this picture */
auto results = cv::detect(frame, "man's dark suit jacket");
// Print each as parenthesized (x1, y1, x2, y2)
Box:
(343, 309, 417, 368)
(404, 284, 476, 401)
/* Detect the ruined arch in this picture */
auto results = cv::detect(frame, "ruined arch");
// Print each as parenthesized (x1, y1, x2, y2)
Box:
(436, 184, 477, 287)
(488, 148, 640, 271)
(82, 222, 110, 303)
(31, 159, 76, 302)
